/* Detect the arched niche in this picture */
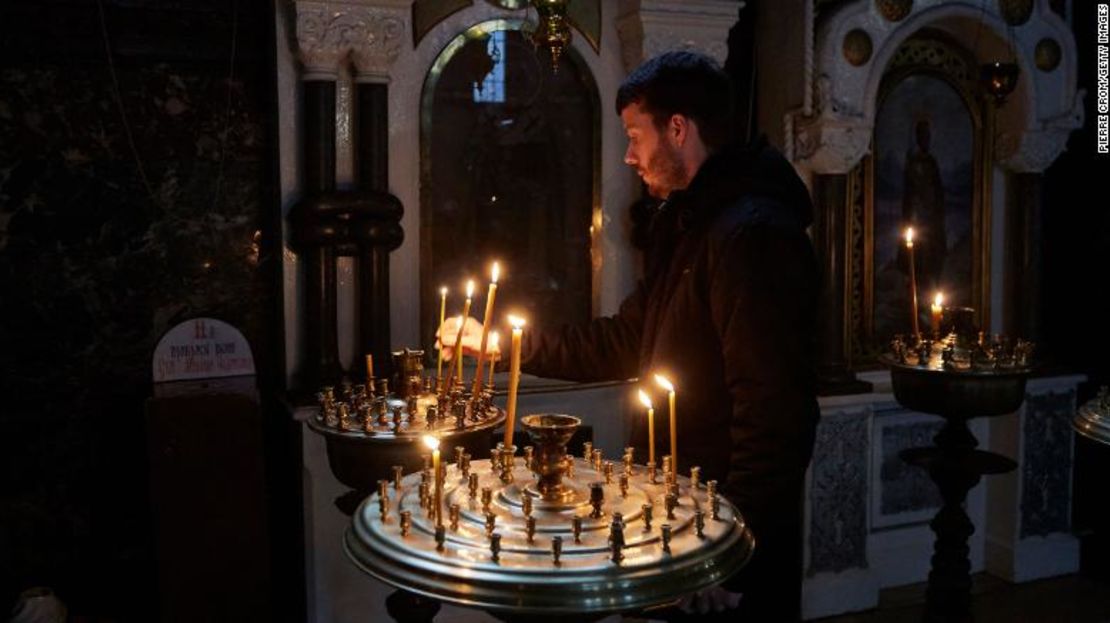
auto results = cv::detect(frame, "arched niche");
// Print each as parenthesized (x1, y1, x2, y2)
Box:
(851, 31, 993, 362)
(278, 0, 740, 377)
(418, 19, 601, 345)
(790, 0, 1082, 176)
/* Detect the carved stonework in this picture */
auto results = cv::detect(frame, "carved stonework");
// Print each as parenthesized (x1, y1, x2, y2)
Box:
(874, 0, 912, 22)
(792, 78, 872, 175)
(793, 0, 1082, 175)
(616, 0, 738, 72)
(1035, 38, 1062, 72)
(885, 36, 976, 87)
(999, 0, 1034, 26)
(1020, 390, 1074, 538)
(878, 420, 943, 518)
(296, 2, 407, 80)
(843, 28, 873, 66)
(848, 163, 867, 362)
(807, 410, 869, 575)
(996, 95, 1085, 172)
(794, 121, 872, 174)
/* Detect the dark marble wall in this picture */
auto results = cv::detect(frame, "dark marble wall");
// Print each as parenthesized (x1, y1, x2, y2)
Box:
(0, 0, 282, 617)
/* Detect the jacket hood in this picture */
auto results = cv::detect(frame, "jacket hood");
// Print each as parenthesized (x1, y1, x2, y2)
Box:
(669, 136, 814, 231)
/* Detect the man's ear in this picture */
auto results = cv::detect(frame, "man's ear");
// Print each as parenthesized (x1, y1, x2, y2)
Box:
(668, 114, 693, 147)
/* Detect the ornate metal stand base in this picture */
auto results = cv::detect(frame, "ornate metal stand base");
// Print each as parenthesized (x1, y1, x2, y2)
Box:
(884, 335, 1032, 623)
(901, 419, 1015, 622)
(385, 589, 441, 623)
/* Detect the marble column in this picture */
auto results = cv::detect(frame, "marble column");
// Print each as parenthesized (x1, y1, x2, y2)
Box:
(293, 80, 343, 389)
(354, 83, 401, 382)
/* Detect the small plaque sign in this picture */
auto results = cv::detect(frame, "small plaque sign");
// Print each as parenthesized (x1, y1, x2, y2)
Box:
(152, 317, 255, 383)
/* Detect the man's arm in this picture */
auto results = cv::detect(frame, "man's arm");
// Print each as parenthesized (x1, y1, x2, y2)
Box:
(517, 283, 647, 383)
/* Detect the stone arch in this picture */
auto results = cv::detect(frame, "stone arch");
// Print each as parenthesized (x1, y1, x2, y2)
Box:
(791, 0, 1082, 175)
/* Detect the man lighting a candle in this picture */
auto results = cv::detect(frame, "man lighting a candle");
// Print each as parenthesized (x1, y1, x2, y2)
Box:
(438, 51, 818, 622)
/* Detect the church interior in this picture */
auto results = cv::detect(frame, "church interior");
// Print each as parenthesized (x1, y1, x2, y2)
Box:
(2, 0, 1109, 621)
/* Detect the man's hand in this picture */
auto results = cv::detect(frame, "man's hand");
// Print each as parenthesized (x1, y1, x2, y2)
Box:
(435, 316, 498, 361)
(676, 586, 743, 615)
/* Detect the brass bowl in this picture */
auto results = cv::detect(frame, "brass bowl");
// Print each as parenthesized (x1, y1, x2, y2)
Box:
(521, 414, 581, 504)
(306, 406, 505, 491)
(881, 356, 1031, 418)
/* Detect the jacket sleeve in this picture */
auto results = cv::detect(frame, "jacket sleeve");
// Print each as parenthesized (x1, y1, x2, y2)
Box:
(516, 283, 646, 383)
(708, 221, 820, 531)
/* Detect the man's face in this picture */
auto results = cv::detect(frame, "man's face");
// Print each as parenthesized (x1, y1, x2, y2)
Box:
(621, 102, 685, 199)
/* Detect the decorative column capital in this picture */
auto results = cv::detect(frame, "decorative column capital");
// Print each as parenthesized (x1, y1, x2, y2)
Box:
(789, 74, 872, 174)
(295, 1, 408, 81)
(616, 0, 740, 73)
(791, 118, 872, 175)
(996, 94, 1086, 173)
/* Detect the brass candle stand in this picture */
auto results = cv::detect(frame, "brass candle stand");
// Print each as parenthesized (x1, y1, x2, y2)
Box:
(1075, 386, 1110, 447)
(344, 414, 754, 621)
(883, 322, 1035, 623)
(306, 348, 505, 492)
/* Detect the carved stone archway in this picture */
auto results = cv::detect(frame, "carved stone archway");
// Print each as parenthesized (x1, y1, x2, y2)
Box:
(788, 0, 1081, 391)
(790, 0, 1082, 176)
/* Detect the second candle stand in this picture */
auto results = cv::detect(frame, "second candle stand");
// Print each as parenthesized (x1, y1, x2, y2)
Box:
(345, 414, 755, 620)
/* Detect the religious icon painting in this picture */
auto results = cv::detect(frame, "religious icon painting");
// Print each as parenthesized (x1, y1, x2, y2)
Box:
(849, 34, 994, 364)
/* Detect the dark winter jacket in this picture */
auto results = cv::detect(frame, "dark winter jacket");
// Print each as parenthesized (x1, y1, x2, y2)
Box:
(519, 137, 820, 619)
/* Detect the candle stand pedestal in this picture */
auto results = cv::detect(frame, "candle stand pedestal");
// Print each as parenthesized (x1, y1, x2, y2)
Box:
(883, 334, 1033, 623)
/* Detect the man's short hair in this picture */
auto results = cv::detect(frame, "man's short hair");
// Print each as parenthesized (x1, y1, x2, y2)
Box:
(615, 51, 734, 152)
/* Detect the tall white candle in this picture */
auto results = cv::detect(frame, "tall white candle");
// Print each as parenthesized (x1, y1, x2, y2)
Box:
(504, 315, 525, 447)
(905, 227, 920, 338)
(453, 280, 474, 386)
(436, 286, 447, 388)
(654, 374, 677, 479)
(423, 435, 442, 528)
(638, 389, 655, 465)
(472, 262, 500, 395)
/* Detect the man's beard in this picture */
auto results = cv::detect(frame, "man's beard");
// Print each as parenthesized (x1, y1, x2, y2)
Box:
(644, 141, 686, 199)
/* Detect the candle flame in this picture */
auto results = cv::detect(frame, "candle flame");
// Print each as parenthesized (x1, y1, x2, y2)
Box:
(440, 286, 448, 297)
(465, 280, 475, 299)
(904, 227, 914, 244)
(653, 374, 674, 393)
(508, 314, 526, 330)
(491, 262, 500, 284)
(934, 292, 944, 307)
(423, 435, 440, 451)
(637, 389, 653, 409)
(489, 331, 500, 348)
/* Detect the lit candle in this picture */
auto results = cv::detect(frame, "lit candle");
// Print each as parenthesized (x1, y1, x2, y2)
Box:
(453, 280, 475, 386)
(436, 286, 447, 388)
(654, 374, 677, 479)
(364, 353, 374, 381)
(905, 227, 920, 338)
(637, 389, 655, 465)
(472, 262, 500, 395)
(441, 316, 459, 393)
(504, 315, 525, 447)
(423, 435, 442, 528)
(487, 331, 500, 388)
(931, 292, 944, 338)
